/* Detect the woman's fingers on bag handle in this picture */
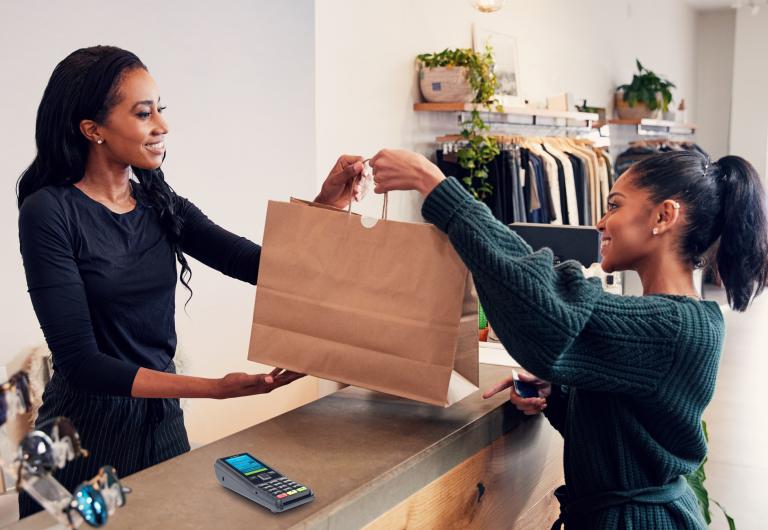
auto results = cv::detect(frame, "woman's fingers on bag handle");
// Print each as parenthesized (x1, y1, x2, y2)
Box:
(337, 155, 364, 179)
(371, 148, 446, 196)
(371, 149, 416, 193)
(330, 155, 364, 193)
(338, 154, 364, 166)
(316, 155, 365, 208)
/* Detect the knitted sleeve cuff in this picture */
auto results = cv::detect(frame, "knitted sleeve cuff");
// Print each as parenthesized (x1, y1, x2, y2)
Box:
(421, 177, 474, 232)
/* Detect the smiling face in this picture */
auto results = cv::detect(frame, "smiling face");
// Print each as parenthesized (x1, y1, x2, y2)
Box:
(91, 68, 169, 170)
(596, 171, 660, 273)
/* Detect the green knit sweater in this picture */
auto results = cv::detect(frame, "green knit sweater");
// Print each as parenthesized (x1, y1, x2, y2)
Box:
(422, 178, 724, 530)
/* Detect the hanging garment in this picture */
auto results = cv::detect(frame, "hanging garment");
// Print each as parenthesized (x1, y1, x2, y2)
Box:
(543, 143, 578, 226)
(596, 148, 616, 188)
(496, 147, 527, 224)
(529, 150, 552, 223)
(552, 156, 568, 225)
(597, 155, 610, 218)
(509, 148, 527, 223)
(523, 150, 545, 223)
(534, 146, 563, 225)
(556, 143, 591, 225)
(570, 144, 601, 224)
(434, 137, 609, 227)
(565, 153, 590, 226)
(483, 151, 507, 223)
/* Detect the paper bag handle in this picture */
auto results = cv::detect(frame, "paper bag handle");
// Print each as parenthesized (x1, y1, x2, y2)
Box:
(346, 180, 389, 221)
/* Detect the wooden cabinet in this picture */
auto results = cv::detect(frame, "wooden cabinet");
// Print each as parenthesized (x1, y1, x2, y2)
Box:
(366, 416, 563, 530)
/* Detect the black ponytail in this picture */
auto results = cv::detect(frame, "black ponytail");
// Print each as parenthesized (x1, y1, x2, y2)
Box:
(630, 151, 768, 311)
(16, 45, 193, 300)
(713, 156, 768, 311)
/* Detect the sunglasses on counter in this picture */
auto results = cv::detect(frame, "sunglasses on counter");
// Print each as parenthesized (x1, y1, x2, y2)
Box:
(65, 465, 131, 528)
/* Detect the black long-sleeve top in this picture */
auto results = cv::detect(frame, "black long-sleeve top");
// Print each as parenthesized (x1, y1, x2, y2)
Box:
(18, 184, 261, 396)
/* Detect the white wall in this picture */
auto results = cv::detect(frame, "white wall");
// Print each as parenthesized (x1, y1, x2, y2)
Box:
(315, 0, 699, 220)
(694, 9, 735, 160)
(730, 7, 768, 178)
(0, 0, 708, 445)
(0, 0, 319, 445)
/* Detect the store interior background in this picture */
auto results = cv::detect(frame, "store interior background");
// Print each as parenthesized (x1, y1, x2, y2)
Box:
(0, 1, 765, 527)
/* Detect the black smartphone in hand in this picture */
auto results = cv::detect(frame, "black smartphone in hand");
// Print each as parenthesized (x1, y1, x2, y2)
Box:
(512, 370, 539, 398)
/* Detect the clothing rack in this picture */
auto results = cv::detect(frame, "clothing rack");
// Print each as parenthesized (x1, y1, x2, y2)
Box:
(456, 111, 595, 136)
(628, 139, 698, 148)
(614, 138, 708, 176)
(594, 119, 698, 162)
(435, 134, 614, 228)
(413, 103, 599, 137)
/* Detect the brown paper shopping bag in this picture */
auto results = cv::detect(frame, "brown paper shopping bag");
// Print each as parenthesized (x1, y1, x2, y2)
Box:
(247, 198, 478, 406)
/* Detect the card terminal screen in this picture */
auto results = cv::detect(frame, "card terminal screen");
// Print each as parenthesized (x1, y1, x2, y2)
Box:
(224, 454, 269, 477)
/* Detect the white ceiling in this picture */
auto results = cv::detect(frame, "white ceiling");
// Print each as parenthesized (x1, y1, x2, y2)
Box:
(684, 0, 734, 9)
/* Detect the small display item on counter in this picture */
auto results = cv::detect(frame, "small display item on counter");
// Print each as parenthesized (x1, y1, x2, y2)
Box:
(65, 465, 130, 528)
(10, 414, 131, 529)
(0, 371, 32, 427)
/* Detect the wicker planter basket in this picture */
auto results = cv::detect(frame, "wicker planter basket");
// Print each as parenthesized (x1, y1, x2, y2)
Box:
(419, 66, 475, 103)
(615, 91, 661, 120)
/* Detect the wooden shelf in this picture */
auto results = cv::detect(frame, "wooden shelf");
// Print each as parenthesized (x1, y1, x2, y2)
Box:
(413, 102, 599, 122)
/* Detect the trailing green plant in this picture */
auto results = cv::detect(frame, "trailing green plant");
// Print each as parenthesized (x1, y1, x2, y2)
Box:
(684, 420, 736, 529)
(617, 59, 676, 112)
(417, 46, 500, 200)
(456, 110, 498, 200)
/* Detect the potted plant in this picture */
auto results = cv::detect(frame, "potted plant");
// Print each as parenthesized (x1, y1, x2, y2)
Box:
(417, 47, 501, 200)
(616, 59, 675, 120)
(417, 47, 497, 103)
(686, 420, 736, 529)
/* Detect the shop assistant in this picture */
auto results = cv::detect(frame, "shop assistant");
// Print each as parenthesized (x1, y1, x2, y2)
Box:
(370, 148, 768, 529)
(16, 46, 363, 517)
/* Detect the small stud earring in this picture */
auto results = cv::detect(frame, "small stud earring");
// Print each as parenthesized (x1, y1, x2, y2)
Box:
(97, 139, 104, 145)
(652, 228, 659, 235)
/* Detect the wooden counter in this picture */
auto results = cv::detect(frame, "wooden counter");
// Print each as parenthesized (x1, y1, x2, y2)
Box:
(10, 364, 563, 529)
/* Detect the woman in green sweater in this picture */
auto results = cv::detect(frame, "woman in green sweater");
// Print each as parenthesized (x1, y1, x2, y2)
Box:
(370, 149, 768, 529)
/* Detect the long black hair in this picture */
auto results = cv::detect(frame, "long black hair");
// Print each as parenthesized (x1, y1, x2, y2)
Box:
(17, 45, 192, 299)
(630, 150, 768, 311)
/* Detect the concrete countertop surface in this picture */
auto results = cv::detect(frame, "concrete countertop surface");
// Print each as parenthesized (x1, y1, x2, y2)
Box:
(11, 363, 530, 530)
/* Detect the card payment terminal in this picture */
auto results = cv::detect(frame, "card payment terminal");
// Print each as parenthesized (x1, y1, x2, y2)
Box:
(215, 453, 314, 513)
